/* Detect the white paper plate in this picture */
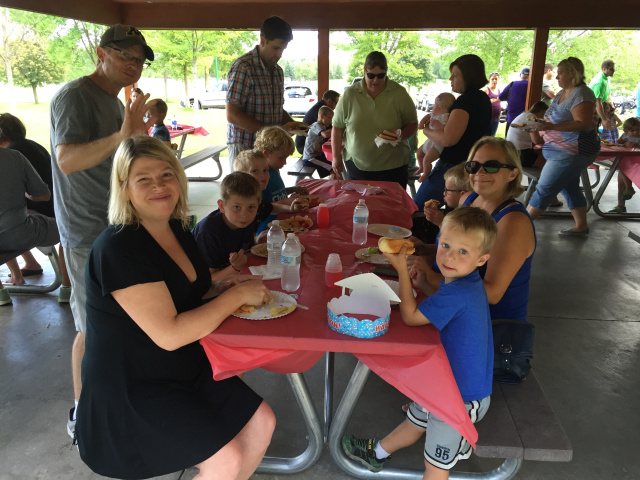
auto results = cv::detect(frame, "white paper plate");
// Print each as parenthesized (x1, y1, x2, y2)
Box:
(251, 243, 305, 258)
(367, 224, 412, 238)
(383, 279, 417, 306)
(232, 291, 297, 320)
(355, 248, 390, 265)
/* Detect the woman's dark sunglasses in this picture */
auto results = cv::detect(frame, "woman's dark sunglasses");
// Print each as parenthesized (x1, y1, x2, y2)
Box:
(366, 71, 387, 80)
(465, 160, 515, 174)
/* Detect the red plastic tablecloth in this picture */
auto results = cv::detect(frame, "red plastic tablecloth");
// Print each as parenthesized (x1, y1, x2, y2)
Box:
(200, 179, 479, 447)
(147, 124, 210, 138)
(596, 146, 640, 189)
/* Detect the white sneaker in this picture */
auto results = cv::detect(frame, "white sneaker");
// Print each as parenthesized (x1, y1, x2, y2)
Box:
(67, 407, 76, 441)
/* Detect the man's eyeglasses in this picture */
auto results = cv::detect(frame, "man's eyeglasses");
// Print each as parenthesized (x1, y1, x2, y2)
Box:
(443, 187, 463, 195)
(365, 71, 387, 80)
(465, 160, 515, 174)
(105, 45, 151, 69)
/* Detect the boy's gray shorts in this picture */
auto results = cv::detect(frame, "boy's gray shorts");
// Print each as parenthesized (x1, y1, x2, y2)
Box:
(407, 395, 490, 470)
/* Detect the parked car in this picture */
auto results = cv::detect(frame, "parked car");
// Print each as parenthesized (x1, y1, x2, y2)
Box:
(344, 77, 363, 91)
(612, 94, 637, 114)
(183, 81, 228, 109)
(283, 85, 317, 116)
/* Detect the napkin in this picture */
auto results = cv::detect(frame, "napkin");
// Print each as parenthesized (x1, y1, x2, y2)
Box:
(341, 182, 386, 196)
(374, 128, 402, 148)
(249, 265, 281, 280)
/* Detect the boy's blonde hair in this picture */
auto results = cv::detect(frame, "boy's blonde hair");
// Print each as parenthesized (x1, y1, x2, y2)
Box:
(444, 163, 471, 192)
(254, 126, 295, 155)
(441, 206, 497, 255)
(435, 92, 456, 112)
(220, 171, 261, 203)
(622, 117, 640, 133)
(466, 136, 524, 199)
(109, 136, 189, 228)
(232, 149, 267, 173)
(318, 105, 334, 118)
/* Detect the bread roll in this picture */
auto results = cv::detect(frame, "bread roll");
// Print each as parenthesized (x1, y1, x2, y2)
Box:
(424, 199, 440, 210)
(378, 237, 415, 255)
(378, 129, 398, 141)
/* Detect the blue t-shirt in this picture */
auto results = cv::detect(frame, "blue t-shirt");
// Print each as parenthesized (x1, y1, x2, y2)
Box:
(192, 209, 255, 270)
(417, 270, 493, 401)
(151, 124, 171, 142)
(303, 121, 329, 161)
(258, 168, 287, 233)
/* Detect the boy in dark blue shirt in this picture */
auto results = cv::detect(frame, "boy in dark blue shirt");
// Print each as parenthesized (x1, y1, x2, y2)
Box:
(147, 99, 171, 144)
(192, 172, 261, 282)
(343, 206, 497, 478)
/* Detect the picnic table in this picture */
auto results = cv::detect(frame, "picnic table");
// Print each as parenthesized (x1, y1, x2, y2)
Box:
(200, 179, 479, 474)
(148, 124, 210, 159)
(592, 145, 640, 219)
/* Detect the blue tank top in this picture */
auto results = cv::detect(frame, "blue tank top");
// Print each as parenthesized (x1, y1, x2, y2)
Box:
(464, 193, 536, 322)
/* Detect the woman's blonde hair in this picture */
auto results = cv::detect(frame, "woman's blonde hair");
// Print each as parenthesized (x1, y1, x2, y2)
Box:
(108, 136, 189, 228)
(558, 57, 585, 87)
(254, 126, 295, 155)
(466, 136, 524, 199)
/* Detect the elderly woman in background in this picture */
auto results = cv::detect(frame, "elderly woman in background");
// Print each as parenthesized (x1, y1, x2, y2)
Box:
(527, 57, 600, 236)
(331, 51, 418, 190)
(482, 72, 502, 136)
(414, 54, 492, 210)
(76, 136, 275, 480)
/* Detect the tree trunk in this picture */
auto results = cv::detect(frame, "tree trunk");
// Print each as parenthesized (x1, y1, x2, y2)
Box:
(204, 66, 209, 88)
(183, 64, 189, 101)
(163, 70, 169, 101)
(191, 40, 199, 112)
(31, 84, 38, 104)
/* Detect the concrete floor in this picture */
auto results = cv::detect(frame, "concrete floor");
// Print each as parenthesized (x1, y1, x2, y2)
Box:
(1, 159, 639, 480)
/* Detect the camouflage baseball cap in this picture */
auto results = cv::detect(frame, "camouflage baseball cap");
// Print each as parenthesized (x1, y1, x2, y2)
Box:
(100, 24, 154, 61)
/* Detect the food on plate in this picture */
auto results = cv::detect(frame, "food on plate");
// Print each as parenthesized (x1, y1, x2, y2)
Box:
(280, 215, 313, 232)
(424, 199, 440, 210)
(378, 237, 415, 255)
(378, 129, 398, 141)
(307, 195, 325, 207)
(235, 304, 256, 314)
(251, 243, 268, 257)
(601, 140, 617, 146)
(291, 199, 310, 211)
(284, 121, 310, 132)
(269, 304, 296, 316)
(511, 123, 524, 128)
(366, 246, 380, 255)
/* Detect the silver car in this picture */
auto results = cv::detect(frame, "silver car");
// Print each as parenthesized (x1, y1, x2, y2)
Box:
(187, 81, 228, 109)
(283, 85, 317, 116)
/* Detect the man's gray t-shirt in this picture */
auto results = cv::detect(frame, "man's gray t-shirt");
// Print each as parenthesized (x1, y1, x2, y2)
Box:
(0, 148, 50, 234)
(50, 76, 124, 248)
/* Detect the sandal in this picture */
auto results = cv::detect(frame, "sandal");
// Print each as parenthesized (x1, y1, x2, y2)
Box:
(8, 268, 43, 278)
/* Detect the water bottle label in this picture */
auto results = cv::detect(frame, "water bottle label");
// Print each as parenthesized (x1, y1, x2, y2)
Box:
(353, 216, 368, 224)
(267, 241, 282, 250)
(281, 254, 301, 266)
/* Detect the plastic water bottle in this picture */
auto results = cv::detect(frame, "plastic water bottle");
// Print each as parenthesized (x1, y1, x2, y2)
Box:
(267, 220, 285, 277)
(352, 199, 369, 245)
(281, 233, 301, 292)
(171, 114, 177, 131)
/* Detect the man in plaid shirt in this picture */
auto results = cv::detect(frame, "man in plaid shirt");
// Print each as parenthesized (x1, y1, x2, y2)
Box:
(226, 16, 296, 170)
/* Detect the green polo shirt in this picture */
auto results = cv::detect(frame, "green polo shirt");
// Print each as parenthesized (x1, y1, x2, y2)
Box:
(332, 78, 418, 172)
(588, 71, 610, 102)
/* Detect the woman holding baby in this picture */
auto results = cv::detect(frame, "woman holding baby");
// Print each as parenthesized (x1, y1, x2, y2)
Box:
(414, 54, 492, 210)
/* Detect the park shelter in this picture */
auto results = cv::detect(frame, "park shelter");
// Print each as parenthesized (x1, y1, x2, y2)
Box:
(3, 0, 640, 108)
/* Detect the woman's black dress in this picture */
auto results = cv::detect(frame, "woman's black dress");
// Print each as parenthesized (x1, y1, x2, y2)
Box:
(76, 220, 262, 479)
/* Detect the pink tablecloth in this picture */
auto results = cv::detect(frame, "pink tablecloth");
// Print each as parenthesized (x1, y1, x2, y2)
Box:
(596, 145, 640, 188)
(147, 124, 210, 138)
(200, 179, 479, 447)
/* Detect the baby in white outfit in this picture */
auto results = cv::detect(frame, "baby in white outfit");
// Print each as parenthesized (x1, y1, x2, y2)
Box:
(416, 92, 456, 183)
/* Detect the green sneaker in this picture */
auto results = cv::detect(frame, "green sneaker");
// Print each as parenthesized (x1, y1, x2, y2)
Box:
(341, 434, 387, 472)
(608, 205, 627, 213)
(0, 288, 12, 306)
(187, 214, 198, 231)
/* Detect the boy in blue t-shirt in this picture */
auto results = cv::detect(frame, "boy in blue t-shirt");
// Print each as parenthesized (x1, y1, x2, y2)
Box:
(192, 172, 261, 282)
(342, 206, 497, 478)
(302, 105, 334, 178)
(147, 98, 171, 144)
(253, 126, 310, 234)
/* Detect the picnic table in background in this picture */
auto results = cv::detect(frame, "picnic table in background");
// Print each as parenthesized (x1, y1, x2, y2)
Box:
(592, 145, 640, 218)
(148, 124, 210, 159)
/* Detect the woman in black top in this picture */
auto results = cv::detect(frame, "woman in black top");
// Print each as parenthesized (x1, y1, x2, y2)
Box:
(76, 136, 275, 479)
(414, 55, 492, 210)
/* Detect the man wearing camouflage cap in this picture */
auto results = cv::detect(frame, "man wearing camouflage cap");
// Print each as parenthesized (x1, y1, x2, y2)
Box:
(49, 24, 154, 442)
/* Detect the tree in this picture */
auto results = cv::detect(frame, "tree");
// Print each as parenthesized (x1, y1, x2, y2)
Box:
(330, 63, 343, 80)
(337, 31, 433, 88)
(281, 59, 295, 80)
(9, 40, 63, 103)
(295, 62, 317, 81)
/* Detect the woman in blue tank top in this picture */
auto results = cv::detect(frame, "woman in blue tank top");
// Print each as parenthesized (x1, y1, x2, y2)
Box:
(413, 137, 536, 322)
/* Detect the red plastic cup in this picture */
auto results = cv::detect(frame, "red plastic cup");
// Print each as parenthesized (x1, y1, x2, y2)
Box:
(317, 203, 329, 228)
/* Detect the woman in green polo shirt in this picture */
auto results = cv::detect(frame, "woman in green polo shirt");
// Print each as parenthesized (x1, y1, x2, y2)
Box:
(331, 51, 418, 190)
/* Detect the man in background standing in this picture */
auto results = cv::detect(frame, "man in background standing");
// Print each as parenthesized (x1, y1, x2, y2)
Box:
(499, 67, 530, 137)
(49, 24, 154, 442)
(541, 63, 556, 106)
(295, 90, 340, 154)
(589, 59, 615, 129)
(226, 16, 296, 171)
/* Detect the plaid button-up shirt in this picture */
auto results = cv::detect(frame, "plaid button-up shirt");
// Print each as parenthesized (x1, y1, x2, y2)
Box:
(226, 46, 285, 149)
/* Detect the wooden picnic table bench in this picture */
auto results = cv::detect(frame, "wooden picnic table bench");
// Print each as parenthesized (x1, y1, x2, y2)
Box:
(180, 145, 227, 182)
(287, 158, 316, 183)
(330, 369, 572, 479)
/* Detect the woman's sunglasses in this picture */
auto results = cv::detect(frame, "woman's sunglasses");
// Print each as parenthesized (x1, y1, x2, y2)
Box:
(465, 160, 515, 174)
(366, 71, 387, 80)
